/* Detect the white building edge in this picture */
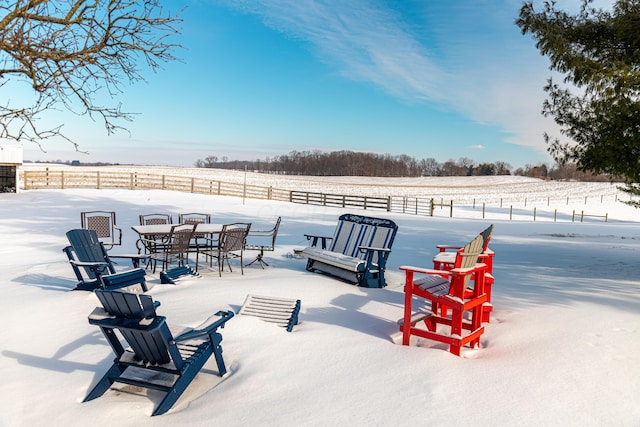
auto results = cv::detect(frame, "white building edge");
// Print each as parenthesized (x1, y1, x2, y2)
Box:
(0, 144, 23, 193)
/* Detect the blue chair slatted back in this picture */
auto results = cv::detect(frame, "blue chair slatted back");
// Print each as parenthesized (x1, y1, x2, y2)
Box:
(95, 289, 157, 319)
(66, 229, 116, 279)
(119, 318, 175, 366)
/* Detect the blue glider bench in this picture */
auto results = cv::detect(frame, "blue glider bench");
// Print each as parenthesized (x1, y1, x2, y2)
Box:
(302, 213, 398, 288)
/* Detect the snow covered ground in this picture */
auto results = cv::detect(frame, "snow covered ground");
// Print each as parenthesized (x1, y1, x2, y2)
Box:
(22, 163, 638, 220)
(1, 169, 639, 426)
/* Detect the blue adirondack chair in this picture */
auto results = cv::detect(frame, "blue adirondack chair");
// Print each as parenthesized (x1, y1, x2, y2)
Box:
(84, 289, 234, 416)
(63, 229, 149, 291)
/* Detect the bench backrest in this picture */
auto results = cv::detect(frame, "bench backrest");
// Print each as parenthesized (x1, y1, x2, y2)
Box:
(329, 214, 398, 262)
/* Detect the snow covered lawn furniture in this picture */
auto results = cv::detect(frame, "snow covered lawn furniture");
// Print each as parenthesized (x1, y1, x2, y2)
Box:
(302, 213, 398, 288)
(244, 216, 282, 268)
(159, 265, 200, 284)
(64, 229, 149, 291)
(138, 223, 196, 273)
(432, 224, 495, 322)
(399, 233, 488, 356)
(80, 211, 122, 250)
(239, 294, 301, 332)
(84, 289, 234, 416)
(99, 268, 148, 292)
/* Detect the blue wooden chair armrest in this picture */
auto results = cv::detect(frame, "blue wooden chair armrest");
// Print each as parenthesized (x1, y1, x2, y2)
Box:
(172, 311, 235, 342)
(70, 260, 110, 268)
(69, 260, 111, 276)
(304, 233, 333, 249)
(359, 246, 392, 269)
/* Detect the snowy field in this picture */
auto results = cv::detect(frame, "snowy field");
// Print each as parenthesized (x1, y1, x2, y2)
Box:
(1, 167, 639, 426)
(22, 164, 638, 221)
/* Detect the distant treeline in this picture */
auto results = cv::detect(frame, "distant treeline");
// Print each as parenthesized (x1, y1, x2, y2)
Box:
(194, 150, 618, 181)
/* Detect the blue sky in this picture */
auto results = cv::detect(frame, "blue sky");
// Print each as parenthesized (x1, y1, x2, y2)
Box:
(19, 0, 588, 169)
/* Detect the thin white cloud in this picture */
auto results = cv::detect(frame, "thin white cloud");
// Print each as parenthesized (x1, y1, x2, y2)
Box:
(217, 0, 564, 155)
(220, 0, 448, 101)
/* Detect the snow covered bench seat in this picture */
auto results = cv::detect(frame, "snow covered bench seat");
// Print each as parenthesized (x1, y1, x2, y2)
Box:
(302, 213, 398, 288)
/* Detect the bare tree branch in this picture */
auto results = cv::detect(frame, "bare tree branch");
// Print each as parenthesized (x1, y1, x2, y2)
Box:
(0, 0, 183, 151)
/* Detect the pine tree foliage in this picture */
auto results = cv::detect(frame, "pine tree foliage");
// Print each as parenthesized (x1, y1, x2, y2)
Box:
(517, 0, 640, 207)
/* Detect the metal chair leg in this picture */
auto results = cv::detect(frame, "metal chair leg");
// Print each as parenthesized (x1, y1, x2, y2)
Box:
(245, 249, 268, 268)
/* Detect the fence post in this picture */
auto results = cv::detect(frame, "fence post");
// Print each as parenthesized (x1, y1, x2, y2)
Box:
(482, 202, 485, 219)
(191, 178, 195, 193)
(449, 200, 453, 218)
(387, 196, 391, 212)
(554, 209, 557, 222)
(510, 205, 513, 220)
(61, 171, 65, 189)
(533, 207, 536, 221)
(572, 210, 576, 222)
(581, 210, 584, 222)
(430, 198, 435, 217)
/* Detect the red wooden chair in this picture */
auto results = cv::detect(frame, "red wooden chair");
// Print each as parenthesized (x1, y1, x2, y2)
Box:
(399, 233, 488, 356)
(432, 224, 495, 322)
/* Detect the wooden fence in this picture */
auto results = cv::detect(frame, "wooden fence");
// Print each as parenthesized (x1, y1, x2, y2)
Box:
(23, 169, 440, 215)
(21, 169, 612, 222)
(22, 169, 291, 202)
(289, 191, 391, 211)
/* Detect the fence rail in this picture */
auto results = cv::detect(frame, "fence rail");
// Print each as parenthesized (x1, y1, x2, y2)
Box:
(23, 170, 291, 202)
(21, 169, 615, 222)
(290, 191, 391, 210)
